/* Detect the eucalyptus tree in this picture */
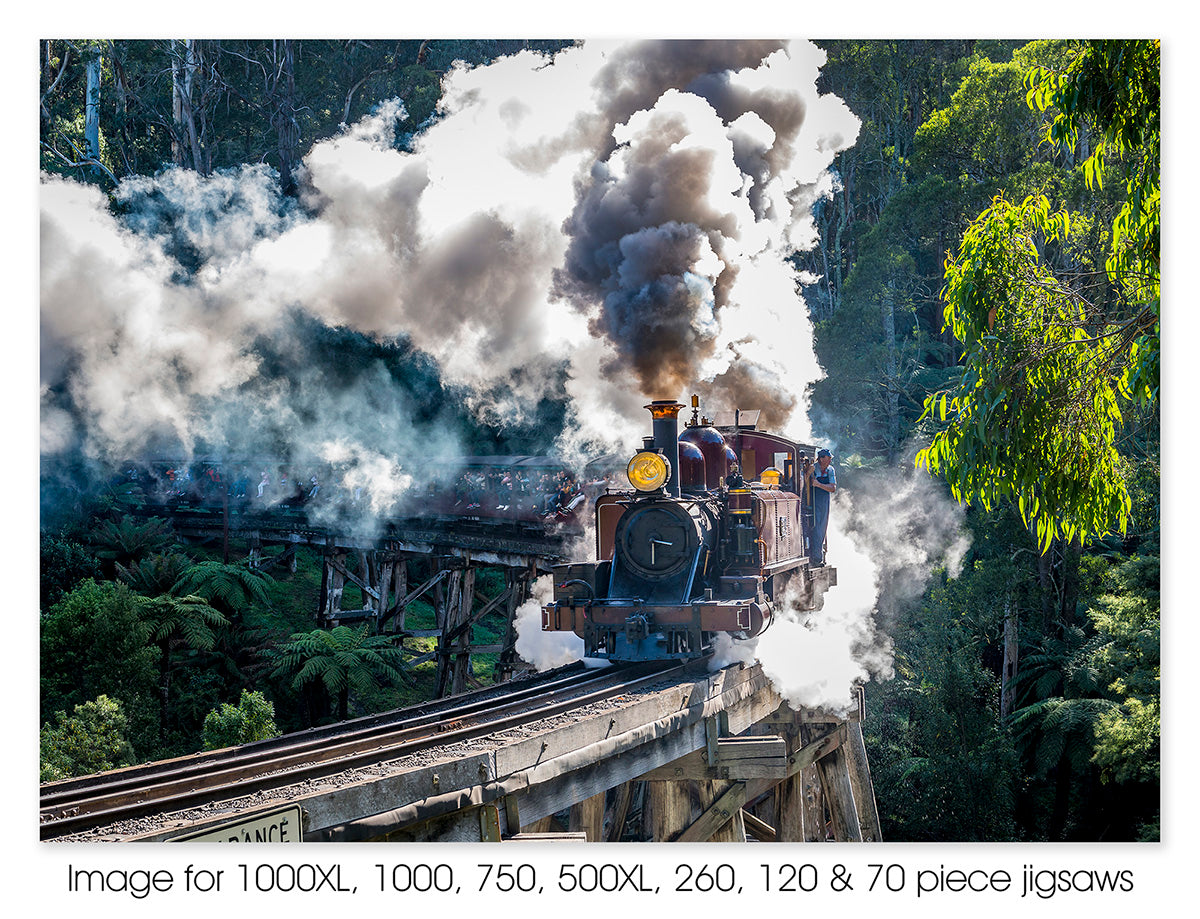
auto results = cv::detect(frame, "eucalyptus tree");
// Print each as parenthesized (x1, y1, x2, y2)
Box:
(917, 39, 1160, 551)
(809, 41, 1055, 461)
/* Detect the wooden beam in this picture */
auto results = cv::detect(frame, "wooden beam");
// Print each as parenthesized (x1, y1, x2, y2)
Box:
(844, 720, 882, 841)
(645, 779, 692, 842)
(568, 790, 606, 842)
(676, 782, 747, 842)
(519, 815, 555, 834)
(326, 552, 380, 603)
(508, 832, 588, 842)
(606, 782, 635, 842)
(813, 740, 862, 841)
(443, 581, 510, 645)
(323, 551, 345, 620)
(742, 808, 777, 842)
(788, 723, 846, 775)
(640, 735, 789, 781)
(390, 569, 449, 617)
(449, 567, 476, 695)
(503, 794, 521, 834)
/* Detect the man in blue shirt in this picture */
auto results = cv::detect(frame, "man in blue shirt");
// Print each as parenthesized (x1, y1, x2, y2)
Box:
(808, 448, 836, 566)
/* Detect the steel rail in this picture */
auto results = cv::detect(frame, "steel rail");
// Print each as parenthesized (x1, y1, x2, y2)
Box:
(42, 660, 610, 802)
(40, 658, 692, 839)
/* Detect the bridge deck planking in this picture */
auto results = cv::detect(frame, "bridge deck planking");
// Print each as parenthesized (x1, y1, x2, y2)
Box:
(132, 661, 843, 843)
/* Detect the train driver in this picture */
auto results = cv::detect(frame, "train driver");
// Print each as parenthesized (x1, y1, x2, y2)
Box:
(808, 448, 836, 566)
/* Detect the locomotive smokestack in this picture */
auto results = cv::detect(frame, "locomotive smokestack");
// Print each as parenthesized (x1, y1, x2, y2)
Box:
(645, 400, 685, 497)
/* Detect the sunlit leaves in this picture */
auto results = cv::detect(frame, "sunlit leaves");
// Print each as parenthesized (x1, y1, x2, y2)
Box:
(1027, 40, 1160, 404)
(917, 40, 1159, 552)
(202, 689, 281, 751)
(917, 194, 1133, 552)
(40, 694, 135, 782)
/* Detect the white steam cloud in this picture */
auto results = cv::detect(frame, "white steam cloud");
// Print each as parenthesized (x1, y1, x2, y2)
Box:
(741, 459, 971, 714)
(513, 577, 586, 671)
(41, 40, 859, 487)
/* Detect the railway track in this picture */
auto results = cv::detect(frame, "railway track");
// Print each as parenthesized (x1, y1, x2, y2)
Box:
(40, 658, 692, 839)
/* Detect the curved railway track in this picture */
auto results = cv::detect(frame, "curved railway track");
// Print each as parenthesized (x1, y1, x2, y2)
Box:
(40, 658, 694, 839)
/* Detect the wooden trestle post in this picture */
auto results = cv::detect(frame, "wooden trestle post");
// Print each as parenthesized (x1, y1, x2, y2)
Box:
(496, 566, 535, 681)
(845, 720, 882, 840)
(312, 543, 545, 696)
(568, 791, 607, 842)
(632, 698, 878, 843)
(436, 563, 476, 697)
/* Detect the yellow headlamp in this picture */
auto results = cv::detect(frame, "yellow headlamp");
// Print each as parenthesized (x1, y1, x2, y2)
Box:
(627, 451, 670, 492)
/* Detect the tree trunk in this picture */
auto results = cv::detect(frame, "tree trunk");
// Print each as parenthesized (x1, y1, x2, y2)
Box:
(170, 40, 205, 172)
(85, 51, 102, 169)
(1059, 534, 1083, 626)
(1035, 537, 1056, 631)
(157, 644, 171, 742)
(273, 40, 301, 196)
(1001, 594, 1018, 720)
(881, 283, 900, 463)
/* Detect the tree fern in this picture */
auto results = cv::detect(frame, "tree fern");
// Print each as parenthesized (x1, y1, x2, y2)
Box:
(91, 516, 177, 565)
(116, 552, 193, 597)
(269, 625, 409, 722)
(172, 561, 272, 614)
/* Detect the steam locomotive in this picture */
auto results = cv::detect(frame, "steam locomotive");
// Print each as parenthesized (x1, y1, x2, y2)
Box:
(541, 398, 837, 661)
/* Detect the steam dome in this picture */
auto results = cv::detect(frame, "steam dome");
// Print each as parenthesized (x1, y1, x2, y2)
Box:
(679, 422, 729, 490)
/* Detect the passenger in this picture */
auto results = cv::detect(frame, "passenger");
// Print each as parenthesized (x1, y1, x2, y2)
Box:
(807, 448, 837, 566)
(546, 473, 579, 517)
(497, 472, 513, 511)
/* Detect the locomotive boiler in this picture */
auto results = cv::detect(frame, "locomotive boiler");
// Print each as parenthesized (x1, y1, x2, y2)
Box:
(541, 397, 837, 660)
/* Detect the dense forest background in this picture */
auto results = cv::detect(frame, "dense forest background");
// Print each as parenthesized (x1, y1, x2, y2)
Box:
(38, 38, 1160, 841)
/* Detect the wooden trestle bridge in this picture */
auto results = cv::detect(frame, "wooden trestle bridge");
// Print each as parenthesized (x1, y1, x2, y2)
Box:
(101, 503, 881, 843)
(43, 659, 880, 843)
(160, 504, 565, 696)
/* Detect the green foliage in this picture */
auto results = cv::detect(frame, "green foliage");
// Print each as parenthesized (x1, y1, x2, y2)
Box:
(202, 689, 281, 751)
(269, 625, 409, 722)
(1004, 552, 1159, 838)
(917, 40, 1159, 553)
(917, 194, 1132, 552)
(138, 593, 228, 650)
(866, 565, 1019, 840)
(40, 533, 101, 608)
(40, 39, 572, 189)
(913, 54, 1044, 181)
(1086, 555, 1159, 784)
(116, 551, 193, 597)
(171, 560, 273, 615)
(1027, 39, 1160, 403)
(40, 579, 158, 745)
(40, 694, 135, 782)
(808, 41, 1063, 461)
(89, 515, 177, 567)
